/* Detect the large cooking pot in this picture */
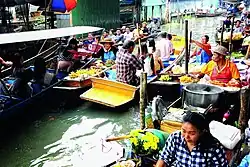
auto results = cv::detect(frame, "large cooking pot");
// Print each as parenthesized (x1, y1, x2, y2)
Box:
(183, 83, 225, 108)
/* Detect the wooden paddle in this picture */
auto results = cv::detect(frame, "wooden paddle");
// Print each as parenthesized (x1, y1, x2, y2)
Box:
(105, 135, 132, 142)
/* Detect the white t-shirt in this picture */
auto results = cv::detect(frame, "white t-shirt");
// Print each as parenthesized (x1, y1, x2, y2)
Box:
(156, 38, 173, 61)
(123, 32, 133, 40)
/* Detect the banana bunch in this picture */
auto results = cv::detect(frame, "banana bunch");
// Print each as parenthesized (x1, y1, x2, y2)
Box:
(172, 65, 183, 74)
(69, 69, 100, 79)
(179, 75, 192, 83)
(232, 33, 242, 40)
(105, 59, 115, 67)
(159, 75, 172, 81)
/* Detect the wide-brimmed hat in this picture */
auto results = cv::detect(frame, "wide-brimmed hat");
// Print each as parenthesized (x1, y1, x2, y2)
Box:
(100, 38, 114, 44)
(211, 45, 229, 56)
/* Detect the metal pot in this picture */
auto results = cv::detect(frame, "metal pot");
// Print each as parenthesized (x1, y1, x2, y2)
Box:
(183, 83, 225, 108)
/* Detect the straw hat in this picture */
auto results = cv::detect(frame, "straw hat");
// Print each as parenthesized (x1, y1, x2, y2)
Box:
(211, 45, 229, 56)
(100, 38, 114, 44)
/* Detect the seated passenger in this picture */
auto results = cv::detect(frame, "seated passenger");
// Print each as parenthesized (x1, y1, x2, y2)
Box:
(93, 38, 118, 62)
(57, 38, 78, 73)
(11, 52, 24, 78)
(34, 58, 56, 86)
(10, 69, 33, 99)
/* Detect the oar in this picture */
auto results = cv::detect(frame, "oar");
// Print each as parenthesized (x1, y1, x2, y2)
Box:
(105, 135, 131, 142)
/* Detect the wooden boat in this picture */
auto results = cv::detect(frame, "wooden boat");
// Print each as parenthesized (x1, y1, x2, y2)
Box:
(0, 26, 104, 123)
(79, 48, 186, 108)
(195, 12, 222, 17)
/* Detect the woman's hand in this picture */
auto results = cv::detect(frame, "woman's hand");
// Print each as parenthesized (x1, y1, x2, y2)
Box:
(5, 61, 13, 66)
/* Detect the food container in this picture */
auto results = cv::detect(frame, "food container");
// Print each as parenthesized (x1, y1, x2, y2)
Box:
(183, 83, 225, 108)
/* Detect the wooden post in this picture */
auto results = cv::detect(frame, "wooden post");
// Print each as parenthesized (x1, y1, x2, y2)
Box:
(238, 87, 250, 133)
(245, 44, 250, 60)
(140, 72, 147, 130)
(220, 22, 225, 45)
(229, 17, 235, 54)
(185, 20, 189, 74)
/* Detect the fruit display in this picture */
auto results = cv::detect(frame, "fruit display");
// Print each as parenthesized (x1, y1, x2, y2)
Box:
(179, 75, 192, 83)
(105, 59, 115, 67)
(243, 36, 250, 46)
(219, 32, 243, 41)
(159, 75, 172, 81)
(69, 68, 102, 79)
(172, 64, 203, 75)
(114, 160, 135, 167)
(231, 52, 245, 58)
(172, 65, 183, 74)
(95, 60, 105, 69)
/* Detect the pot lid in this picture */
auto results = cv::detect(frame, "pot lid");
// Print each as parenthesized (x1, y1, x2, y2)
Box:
(183, 83, 224, 95)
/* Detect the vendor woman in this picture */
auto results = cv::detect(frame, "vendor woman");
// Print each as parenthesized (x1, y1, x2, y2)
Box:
(198, 45, 240, 83)
(93, 38, 118, 62)
(191, 35, 212, 64)
(156, 111, 228, 167)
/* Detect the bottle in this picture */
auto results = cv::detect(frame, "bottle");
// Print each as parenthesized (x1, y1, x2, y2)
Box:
(124, 141, 132, 159)
(145, 103, 154, 128)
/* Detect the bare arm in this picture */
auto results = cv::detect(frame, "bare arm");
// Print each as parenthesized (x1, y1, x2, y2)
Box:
(155, 160, 167, 167)
(0, 57, 12, 66)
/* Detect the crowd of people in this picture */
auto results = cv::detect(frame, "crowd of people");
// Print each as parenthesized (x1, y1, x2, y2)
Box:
(0, 53, 56, 99)
(223, 13, 250, 35)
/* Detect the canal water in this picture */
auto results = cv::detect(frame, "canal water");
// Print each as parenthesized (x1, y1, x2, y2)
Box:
(0, 16, 223, 167)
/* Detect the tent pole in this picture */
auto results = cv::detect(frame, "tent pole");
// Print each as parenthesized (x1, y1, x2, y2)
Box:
(45, 0, 47, 29)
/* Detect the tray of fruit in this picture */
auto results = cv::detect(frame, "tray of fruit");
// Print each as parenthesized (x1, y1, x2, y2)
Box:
(179, 75, 199, 84)
(114, 160, 135, 167)
(66, 67, 103, 80)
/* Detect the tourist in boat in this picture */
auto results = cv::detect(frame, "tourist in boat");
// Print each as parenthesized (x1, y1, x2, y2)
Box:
(191, 35, 212, 64)
(93, 38, 118, 62)
(139, 42, 155, 76)
(148, 38, 163, 73)
(167, 34, 174, 55)
(116, 40, 143, 86)
(114, 29, 124, 43)
(101, 30, 109, 41)
(141, 22, 149, 36)
(57, 38, 78, 73)
(197, 45, 240, 84)
(156, 111, 228, 167)
(32, 58, 56, 93)
(155, 32, 173, 64)
(121, 26, 126, 34)
(10, 69, 33, 99)
(0, 56, 12, 77)
(83, 33, 95, 50)
(108, 29, 116, 41)
(224, 16, 232, 31)
(149, 18, 159, 34)
(11, 52, 24, 78)
(123, 28, 133, 41)
(234, 20, 243, 33)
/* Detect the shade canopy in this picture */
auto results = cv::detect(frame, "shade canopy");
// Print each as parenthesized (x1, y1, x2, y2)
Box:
(0, 26, 103, 45)
(51, 0, 77, 12)
(1, 0, 77, 12)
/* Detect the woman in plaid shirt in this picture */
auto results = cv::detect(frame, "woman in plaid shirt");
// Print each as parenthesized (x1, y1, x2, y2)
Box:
(156, 112, 228, 167)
